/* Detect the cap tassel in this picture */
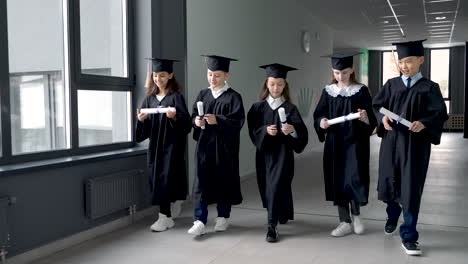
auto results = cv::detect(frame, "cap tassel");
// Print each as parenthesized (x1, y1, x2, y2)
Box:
(391, 48, 401, 73)
(144, 61, 152, 89)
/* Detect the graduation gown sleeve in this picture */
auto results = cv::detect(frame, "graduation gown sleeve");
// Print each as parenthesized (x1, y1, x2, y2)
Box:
(286, 105, 309, 153)
(215, 93, 245, 137)
(247, 103, 269, 151)
(169, 93, 192, 135)
(372, 80, 391, 138)
(418, 83, 448, 145)
(313, 89, 329, 142)
(135, 97, 152, 143)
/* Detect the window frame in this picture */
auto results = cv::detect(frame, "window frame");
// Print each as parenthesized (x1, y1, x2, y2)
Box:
(428, 47, 451, 113)
(0, 0, 136, 166)
(380, 50, 401, 86)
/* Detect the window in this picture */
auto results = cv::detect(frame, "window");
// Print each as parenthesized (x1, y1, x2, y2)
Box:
(80, 0, 128, 77)
(382, 51, 400, 85)
(78, 90, 131, 146)
(430, 49, 450, 113)
(0, 0, 133, 164)
(7, 0, 70, 155)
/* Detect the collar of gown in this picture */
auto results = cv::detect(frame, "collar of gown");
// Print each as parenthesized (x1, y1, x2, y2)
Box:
(266, 95, 285, 110)
(209, 82, 230, 99)
(325, 83, 363, 97)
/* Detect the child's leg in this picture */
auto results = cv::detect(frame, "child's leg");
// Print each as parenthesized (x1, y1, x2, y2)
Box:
(337, 202, 352, 223)
(216, 203, 231, 219)
(194, 202, 208, 224)
(385, 201, 402, 222)
(331, 202, 353, 237)
(350, 200, 360, 216)
(400, 210, 419, 242)
(159, 203, 172, 217)
(268, 209, 278, 226)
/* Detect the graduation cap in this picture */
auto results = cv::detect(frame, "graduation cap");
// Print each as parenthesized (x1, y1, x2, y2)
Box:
(145, 58, 178, 73)
(321, 51, 362, 71)
(201, 55, 238, 72)
(259, 63, 298, 79)
(392, 39, 426, 59)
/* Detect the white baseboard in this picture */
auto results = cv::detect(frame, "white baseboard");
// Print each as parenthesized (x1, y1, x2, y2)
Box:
(7, 206, 156, 264)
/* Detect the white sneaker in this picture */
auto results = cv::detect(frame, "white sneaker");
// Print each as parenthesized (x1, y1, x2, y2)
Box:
(150, 213, 175, 232)
(352, 215, 365, 235)
(214, 217, 229, 232)
(188, 220, 205, 236)
(170, 200, 183, 218)
(331, 222, 353, 237)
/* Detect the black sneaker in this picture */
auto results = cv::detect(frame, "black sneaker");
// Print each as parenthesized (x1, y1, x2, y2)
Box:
(384, 219, 398, 235)
(401, 241, 422, 256)
(266, 225, 279, 243)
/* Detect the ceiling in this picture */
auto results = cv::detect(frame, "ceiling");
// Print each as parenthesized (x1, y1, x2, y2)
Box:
(297, 0, 468, 49)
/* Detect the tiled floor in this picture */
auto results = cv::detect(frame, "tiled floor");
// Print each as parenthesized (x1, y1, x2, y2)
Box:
(32, 133, 468, 264)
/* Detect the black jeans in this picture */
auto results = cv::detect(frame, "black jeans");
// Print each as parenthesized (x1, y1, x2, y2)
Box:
(386, 201, 419, 242)
(337, 200, 360, 223)
(194, 202, 231, 224)
(159, 202, 171, 217)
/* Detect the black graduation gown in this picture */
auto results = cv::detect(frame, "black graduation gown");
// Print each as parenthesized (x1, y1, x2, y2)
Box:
(372, 77, 448, 213)
(313, 85, 377, 206)
(247, 100, 308, 222)
(135, 92, 192, 205)
(191, 88, 245, 205)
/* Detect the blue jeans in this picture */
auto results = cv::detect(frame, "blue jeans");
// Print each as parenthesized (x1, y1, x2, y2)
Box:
(194, 202, 231, 224)
(386, 201, 419, 242)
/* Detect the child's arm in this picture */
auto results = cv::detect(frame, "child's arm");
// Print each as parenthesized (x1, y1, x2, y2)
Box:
(191, 92, 204, 141)
(214, 93, 245, 137)
(286, 105, 309, 153)
(372, 80, 392, 137)
(135, 98, 151, 143)
(313, 89, 329, 142)
(247, 104, 269, 151)
(417, 83, 449, 145)
(358, 87, 378, 135)
(168, 93, 192, 135)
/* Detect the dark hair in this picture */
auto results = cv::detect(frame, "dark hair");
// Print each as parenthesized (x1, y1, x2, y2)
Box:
(329, 70, 360, 85)
(146, 74, 182, 96)
(259, 79, 292, 102)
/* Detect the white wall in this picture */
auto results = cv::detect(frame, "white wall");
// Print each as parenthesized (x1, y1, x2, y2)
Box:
(186, 0, 335, 188)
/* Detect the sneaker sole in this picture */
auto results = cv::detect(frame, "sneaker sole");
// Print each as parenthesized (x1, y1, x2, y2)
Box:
(384, 229, 397, 235)
(188, 232, 205, 236)
(151, 224, 174, 232)
(401, 244, 422, 256)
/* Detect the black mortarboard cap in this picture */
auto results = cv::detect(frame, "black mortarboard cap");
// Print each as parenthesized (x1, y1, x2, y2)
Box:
(201, 55, 238, 72)
(145, 58, 178, 73)
(321, 51, 362, 70)
(259, 63, 298, 79)
(391, 39, 426, 59)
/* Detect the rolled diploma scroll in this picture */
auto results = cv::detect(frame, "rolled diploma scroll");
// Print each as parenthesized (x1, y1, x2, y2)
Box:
(140, 107, 176, 114)
(197, 101, 205, 129)
(278, 107, 287, 128)
(379, 107, 411, 127)
(327, 112, 361, 125)
(278, 107, 297, 137)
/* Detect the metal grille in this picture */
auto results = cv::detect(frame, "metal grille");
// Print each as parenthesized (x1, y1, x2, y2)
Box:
(85, 170, 142, 219)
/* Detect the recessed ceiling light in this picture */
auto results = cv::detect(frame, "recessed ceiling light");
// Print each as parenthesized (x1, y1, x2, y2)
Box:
(383, 20, 389, 24)
(435, 16, 447, 20)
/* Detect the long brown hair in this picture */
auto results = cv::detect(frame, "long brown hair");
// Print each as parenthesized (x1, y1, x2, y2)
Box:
(329, 71, 361, 85)
(145, 73, 182, 96)
(259, 79, 292, 102)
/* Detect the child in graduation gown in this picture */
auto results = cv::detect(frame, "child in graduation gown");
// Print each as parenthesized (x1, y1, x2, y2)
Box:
(247, 63, 308, 243)
(188, 55, 245, 236)
(313, 52, 377, 237)
(372, 40, 448, 256)
(136, 58, 192, 232)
